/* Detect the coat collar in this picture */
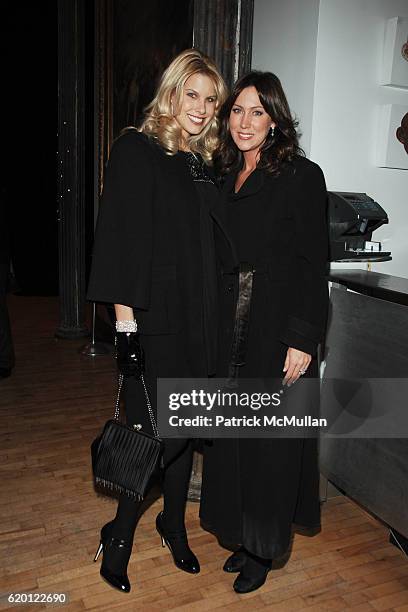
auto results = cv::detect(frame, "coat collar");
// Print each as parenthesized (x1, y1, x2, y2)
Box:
(209, 204, 239, 268)
(221, 167, 265, 200)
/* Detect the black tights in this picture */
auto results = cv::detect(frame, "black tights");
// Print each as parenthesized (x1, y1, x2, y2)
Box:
(111, 438, 194, 541)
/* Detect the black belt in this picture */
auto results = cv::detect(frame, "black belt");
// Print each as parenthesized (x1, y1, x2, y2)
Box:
(222, 262, 269, 275)
(226, 262, 255, 383)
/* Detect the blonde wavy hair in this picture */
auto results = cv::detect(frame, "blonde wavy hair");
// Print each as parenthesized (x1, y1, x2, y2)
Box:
(140, 49, 227, 163)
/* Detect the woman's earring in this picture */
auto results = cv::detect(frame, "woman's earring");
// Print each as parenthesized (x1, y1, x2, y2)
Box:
(270, 126, 275, 137)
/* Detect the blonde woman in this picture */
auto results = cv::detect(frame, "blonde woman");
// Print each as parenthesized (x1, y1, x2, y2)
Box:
(87, 49, 227, 593)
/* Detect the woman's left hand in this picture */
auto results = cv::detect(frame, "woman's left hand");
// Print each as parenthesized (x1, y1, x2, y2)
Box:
(282, 347, 311, 386)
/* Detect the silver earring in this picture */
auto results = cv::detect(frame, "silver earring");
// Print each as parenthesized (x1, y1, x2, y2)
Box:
(270, 126, 275, 137)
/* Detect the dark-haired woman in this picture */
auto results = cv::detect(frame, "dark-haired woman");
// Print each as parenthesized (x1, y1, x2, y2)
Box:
(200, 71, 329, 593)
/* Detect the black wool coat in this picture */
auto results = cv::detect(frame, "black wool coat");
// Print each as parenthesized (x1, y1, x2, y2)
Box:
(87, 131, 221, 427)
(200, 156, 329, 559)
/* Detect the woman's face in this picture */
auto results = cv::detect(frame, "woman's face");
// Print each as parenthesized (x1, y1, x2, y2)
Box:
(173, 72, 217, 141)
(229, 86, 275, 154)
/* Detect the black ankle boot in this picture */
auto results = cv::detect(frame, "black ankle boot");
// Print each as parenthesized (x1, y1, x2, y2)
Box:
(223, 547, 247, 573)
(233, 553, 272, 593)
(156, 511, 200, 574)
(94, 521, 132, 593)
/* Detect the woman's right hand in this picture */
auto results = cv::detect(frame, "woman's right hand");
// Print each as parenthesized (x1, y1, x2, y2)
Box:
(115, 331, 145, 378)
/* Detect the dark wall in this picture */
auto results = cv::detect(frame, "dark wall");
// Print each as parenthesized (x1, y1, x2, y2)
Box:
(2, 1, 96, 296)
(2, 1, 58, 295)
(113, 0, 193, 134)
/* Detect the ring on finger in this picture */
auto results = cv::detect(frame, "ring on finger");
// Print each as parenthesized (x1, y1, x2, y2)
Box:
(299, 368, 307, 375)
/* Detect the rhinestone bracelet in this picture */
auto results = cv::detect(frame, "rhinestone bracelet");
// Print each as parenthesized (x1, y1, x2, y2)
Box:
(115, 319, 138, 333)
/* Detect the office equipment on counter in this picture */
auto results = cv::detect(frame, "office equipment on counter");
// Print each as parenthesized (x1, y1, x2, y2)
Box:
(328, 192, 391, 262)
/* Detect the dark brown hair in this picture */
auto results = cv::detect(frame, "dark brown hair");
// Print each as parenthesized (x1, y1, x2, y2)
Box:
(214, 71, 304, 177)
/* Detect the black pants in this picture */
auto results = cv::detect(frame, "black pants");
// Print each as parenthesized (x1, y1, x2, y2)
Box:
(112, 437, 194, 540)
(0, 264, 14, 370)
(111, 370, 194, 540)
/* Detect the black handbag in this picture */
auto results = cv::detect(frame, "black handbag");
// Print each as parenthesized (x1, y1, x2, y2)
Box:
(91, 372, 163, 501)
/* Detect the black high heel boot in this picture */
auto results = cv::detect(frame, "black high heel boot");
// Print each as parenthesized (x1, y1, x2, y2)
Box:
(93, 521, 132, 593)
(223, 547, 247, 573)
(233, 553, 272, 594)
(156, 512, 200, 574)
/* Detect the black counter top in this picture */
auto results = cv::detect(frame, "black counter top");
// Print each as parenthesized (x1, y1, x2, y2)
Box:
(328, 270, 408, 306)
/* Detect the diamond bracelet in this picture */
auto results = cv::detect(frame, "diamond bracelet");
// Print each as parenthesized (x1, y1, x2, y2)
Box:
(115, 319, 138, 333)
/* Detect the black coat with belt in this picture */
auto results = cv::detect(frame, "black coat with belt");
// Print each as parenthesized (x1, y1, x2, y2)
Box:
(87, 130, 220, 427)
(200, 155, 329, 559)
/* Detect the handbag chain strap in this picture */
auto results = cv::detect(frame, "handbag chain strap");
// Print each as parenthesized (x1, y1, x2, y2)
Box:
(114, 373, 160, 438)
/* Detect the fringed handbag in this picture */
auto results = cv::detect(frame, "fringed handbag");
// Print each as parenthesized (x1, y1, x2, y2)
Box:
(91, 373, 163, 501)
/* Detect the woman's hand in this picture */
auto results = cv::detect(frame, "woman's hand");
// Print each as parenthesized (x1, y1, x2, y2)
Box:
(114, 304, 144, 378)
(115, 331, 145, 378)
(282, 347, 311, 386)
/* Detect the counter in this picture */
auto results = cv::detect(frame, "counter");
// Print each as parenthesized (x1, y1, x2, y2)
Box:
(320, 270, 408, 538)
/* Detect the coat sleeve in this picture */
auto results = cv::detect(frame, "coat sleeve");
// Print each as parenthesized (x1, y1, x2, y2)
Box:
(279, 161, 329, 356)
(86, 132, 154, 310)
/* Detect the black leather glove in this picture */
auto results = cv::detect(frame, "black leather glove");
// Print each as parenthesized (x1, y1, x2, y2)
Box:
(115, 331, 145, 378)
